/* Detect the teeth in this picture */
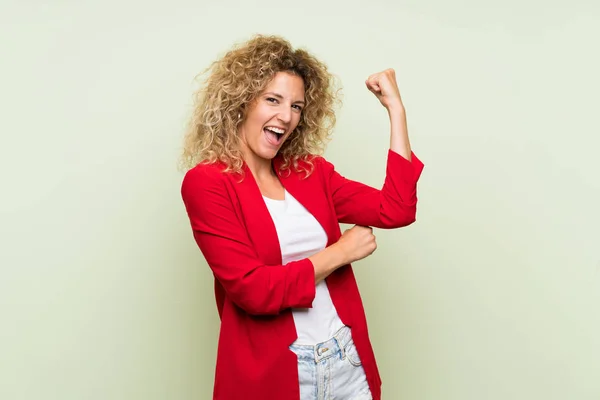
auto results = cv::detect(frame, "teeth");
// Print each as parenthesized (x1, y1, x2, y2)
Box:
(265, 126, 285, 134)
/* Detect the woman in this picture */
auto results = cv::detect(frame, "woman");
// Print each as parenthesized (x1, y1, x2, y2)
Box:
(180, 35, 424, 400)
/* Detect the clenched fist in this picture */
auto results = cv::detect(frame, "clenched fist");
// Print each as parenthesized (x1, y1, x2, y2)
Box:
(336, 225, 377, 265)
(365, 69, 404, 111)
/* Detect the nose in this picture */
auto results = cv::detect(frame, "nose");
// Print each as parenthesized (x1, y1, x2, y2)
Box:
(277, 106, 292, 124)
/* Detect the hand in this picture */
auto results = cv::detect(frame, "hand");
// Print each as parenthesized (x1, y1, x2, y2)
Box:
(365, 69, 404, 111)
(336, 225, 377, 265)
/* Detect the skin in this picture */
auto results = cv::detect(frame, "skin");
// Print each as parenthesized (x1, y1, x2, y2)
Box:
(238, 69, 412, 282)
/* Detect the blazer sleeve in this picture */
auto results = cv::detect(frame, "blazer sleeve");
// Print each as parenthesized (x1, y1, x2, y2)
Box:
(321, 149, 424, 229)
(181, 165, 316, 316)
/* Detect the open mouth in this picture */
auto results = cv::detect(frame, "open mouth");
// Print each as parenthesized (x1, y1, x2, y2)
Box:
(264, 126, 286, 146)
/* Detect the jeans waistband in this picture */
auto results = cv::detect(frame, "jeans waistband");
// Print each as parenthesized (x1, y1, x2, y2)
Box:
(289, 326, 352, 363)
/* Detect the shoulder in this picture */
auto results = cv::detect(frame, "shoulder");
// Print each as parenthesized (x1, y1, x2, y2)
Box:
(181, 161, 231, 200)
(271, 155, 331, 183)
(276, 154, 337, 184)
(293, 154, 334, 173)
(305, 154, 335, 176)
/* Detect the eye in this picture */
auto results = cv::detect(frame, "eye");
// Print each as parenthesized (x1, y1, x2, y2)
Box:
(266, 97, 278, 104)
(292, 104, 303, 111)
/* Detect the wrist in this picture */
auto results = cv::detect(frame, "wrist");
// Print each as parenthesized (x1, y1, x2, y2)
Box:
(330, 242, 350, 267)
(386, 101, 405, 116)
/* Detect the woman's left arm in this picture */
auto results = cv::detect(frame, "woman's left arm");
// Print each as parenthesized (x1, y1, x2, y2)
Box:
(366, 68, 411, 160)
(322, 69, 425, 229)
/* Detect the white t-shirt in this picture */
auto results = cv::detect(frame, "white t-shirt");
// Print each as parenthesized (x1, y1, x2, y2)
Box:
(262, 189, 345, 345)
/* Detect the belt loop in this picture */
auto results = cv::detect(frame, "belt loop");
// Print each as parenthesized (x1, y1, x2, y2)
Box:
(334, 328, 346, 360)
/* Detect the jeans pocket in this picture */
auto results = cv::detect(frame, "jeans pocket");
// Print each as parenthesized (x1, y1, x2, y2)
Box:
(344, 338, 363, 367)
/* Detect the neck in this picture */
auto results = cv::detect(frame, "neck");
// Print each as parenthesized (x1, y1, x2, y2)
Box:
(247, 158, 275, 181)
(241, 148, 276, 182)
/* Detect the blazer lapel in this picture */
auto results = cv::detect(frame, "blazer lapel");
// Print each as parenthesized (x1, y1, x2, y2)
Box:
(231, 165, 283, 266)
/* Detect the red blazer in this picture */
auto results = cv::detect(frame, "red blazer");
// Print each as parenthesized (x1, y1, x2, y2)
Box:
(181, 149, 424, 400)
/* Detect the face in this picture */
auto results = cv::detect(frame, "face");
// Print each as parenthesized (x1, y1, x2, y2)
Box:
(238, 71, 305, 166)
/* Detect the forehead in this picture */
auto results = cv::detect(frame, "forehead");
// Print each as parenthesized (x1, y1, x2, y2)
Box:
(263, 71, 305, 99)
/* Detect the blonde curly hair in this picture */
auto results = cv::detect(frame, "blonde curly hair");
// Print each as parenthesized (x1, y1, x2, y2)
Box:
(180, 34, 341, 176)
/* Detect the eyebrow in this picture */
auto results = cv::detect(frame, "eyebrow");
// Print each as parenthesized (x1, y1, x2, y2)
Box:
(264, 92, 305, 105)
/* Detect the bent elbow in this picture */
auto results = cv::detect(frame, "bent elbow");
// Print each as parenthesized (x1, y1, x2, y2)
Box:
(380, 207, 417, 229)
(240, 301, 281, 316)
(229, 289, 282, 316)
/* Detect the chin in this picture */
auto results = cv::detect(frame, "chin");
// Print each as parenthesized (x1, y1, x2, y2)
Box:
(257, 146, 281, 160)
(260, 151, 279, 160)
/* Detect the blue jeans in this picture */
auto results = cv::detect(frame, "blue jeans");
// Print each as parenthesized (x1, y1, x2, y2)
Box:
(289, 326, 373, 400)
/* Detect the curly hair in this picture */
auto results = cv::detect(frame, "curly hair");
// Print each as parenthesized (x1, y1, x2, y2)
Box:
(180, 34, 341, 177)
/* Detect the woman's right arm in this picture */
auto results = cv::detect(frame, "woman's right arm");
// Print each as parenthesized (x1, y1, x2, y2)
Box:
(311, 225, 377, 284)
(181, 166, 373, 316)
